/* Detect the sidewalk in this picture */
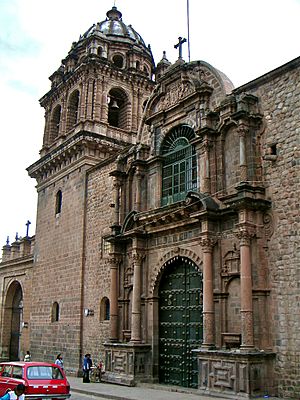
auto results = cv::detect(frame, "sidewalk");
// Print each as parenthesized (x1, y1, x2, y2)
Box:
(68, 376, 278, 400)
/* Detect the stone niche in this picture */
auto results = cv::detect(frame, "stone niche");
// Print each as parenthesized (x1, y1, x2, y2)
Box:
(103, 342, 151, 386)
(195, 349, 275, 398)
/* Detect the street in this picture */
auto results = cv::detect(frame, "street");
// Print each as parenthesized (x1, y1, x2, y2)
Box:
(70, 393, 110, 400)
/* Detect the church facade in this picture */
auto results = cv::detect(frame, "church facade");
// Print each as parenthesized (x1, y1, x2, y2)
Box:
(0, 6, 299, 399)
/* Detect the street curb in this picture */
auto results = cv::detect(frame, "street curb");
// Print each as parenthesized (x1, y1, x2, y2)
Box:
(71, 387, 130, 400)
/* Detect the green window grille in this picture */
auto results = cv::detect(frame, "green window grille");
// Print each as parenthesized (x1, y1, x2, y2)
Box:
(161, 126, 198, 206)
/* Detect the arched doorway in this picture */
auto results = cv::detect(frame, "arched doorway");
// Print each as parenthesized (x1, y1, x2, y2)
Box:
(158, 257, 203, 388)
(3, 281, 23, 360)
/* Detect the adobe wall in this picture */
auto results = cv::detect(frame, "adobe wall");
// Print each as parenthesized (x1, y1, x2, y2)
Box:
(236, 63, 300, 398)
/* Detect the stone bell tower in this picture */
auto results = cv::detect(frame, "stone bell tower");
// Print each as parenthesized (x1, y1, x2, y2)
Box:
(27, 6, 155, 371)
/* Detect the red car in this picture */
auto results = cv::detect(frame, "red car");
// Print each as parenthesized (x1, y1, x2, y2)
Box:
(0, 361, 70, 399)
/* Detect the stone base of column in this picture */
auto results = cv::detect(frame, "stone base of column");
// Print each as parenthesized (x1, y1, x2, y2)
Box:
(103, 342, 151, 386)
(195, 348, 276, 398)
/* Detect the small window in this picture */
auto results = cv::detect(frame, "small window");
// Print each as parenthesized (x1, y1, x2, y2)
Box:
(268, 143, 277, 155)
(102, 238, 111, 255)
(51, 302, 59, 322)
(136, 61, 140, 70)
(2, 365, 12, 377)
(100, 297, 110, 321)
(55, 190, 62, 215)
(12, 366, 23, 379)
(112, 54, 124, 68)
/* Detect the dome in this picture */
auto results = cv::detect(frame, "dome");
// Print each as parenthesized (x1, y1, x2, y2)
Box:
(79, 7, 148, 50)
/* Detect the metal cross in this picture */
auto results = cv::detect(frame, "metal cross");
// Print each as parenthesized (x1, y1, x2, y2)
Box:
(174, 37, 187, 60)
(25, 220, 31, 237)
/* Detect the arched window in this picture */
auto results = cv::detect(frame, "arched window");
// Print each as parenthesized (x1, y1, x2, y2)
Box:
(107, 88, 128, 129)
(50, 105, 61, 141)
(143, 65, 149, 76)
(51, 302, 59, 322)
(161, 125, 198, 206)
(97, 47, 103, 57)
(55, 190, 62, 214)
(100, 297, 110, 321)
(112, 54, 124, 68)
(136, 61, 140, 70)
(66, 90, 80, 131)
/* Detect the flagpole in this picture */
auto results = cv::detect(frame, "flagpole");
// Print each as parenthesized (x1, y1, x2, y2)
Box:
(187, 0, 191, 62)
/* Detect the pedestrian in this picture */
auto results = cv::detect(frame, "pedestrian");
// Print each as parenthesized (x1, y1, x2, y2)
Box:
(24, 351, 31, 362)
(0, 384, 26, 400)
(55, 353, 64, 370)
(97, 359, 105, 382)
(82, 353, 92, 383)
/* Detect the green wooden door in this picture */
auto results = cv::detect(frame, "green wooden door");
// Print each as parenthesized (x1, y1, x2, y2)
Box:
(159, 257, 203, 388)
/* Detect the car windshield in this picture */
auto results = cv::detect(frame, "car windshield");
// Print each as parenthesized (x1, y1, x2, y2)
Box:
(27, 366, 64, 380)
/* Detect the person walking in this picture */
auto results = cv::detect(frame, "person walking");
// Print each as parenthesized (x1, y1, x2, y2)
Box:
(55, 354, 64, 370)
(82, 354, 92, 383)
(0, 384, 25, 400)
(24, 351, 31, 362)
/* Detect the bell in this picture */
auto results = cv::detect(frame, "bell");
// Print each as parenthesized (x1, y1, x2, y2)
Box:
(110, 99, 119, 109)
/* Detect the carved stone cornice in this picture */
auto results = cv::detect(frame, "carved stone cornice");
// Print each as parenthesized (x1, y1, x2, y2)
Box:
(27, 131, 126, 184)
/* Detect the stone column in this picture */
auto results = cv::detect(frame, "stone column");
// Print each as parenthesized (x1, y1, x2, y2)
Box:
(60, 96, 67, 136)
(109, 255, 120, 342)
(130, 250, 143, 343)
(203, 140, 211, 194)
(100, 78, 107, 121)
(237, 227, 255, 349)
(132, 89, 138, 132)
(94, 78, 102, 121)
(79, 81, 86, 121)
(113, 177, 121, 226)
(86, 79, 94, 120)
(238, 124, 248, 182)
(134, 167, 142, 212)
(200, 236, 216, 348)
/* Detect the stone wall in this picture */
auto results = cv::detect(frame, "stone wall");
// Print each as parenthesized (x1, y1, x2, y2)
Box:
(235, 62, 300, 398)
(82, 160, 115, 362)
(30, 165, 88, 372)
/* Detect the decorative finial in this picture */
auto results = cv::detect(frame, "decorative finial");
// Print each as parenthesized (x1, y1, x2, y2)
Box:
(25, 220, 31, 238)
(174, 37, 187, 60)
(6, 236, 9, 246)
(15, 232, 19, 241)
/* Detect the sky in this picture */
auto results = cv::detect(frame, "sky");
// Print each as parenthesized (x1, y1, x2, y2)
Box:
(0, 0, 300, 248)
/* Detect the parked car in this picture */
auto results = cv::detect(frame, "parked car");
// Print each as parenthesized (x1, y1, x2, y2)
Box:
(0, 361, 71, 399)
